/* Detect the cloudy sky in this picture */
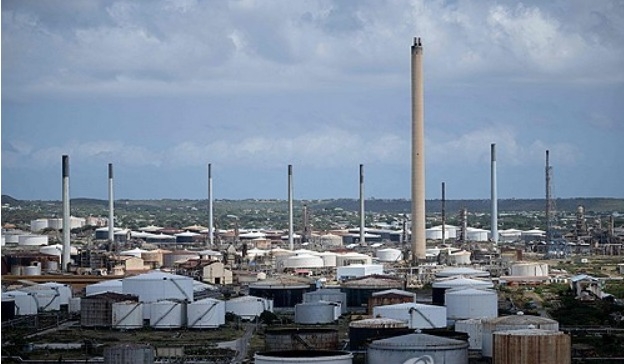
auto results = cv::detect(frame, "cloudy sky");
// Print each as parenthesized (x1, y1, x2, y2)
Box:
(2, 0, 623, 201)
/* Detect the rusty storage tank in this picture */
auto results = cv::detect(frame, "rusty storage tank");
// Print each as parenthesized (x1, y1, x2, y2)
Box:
(265, 328, 340, 351)
(254, 350, 353, 364)
(103, 343, 154, 364)
(482, 313, 559, 358)
(81, 293, 138, 328)
(340, 275, 403, 312)
(367, 332, 469, 364)
(493, 329, 571, 364)
(348, 318, 411, 351)
(249, 275, 315, 309)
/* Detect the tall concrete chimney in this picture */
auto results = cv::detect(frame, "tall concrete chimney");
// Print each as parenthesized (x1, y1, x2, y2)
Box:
(411, 37, 426, 261)
(441, 182, 446, 245)
(62, 155, 71, 272)
(359, 164, 365, 245)
(108, 163, 115, 252)
(288, 164, 294, 251)
(208, 163, 214, 246)
(491, 144, 498, 244)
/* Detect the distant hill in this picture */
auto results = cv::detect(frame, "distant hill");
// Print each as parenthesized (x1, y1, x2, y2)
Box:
(2, 195, 623, 214)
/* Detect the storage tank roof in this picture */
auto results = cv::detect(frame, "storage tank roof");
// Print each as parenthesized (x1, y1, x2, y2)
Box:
(435, 267, 490, 277)
(341, 275, 403, 288)
(446, 287, 496, 296)
(249, 275, 313, 289)
(228, 295, 267, 302)
(124, 270, 191, 281)
(494, 328, 562, 336)
(349, 318, 409, 328)
(432, 276, 493, 288)
(486, 314, 557, 325)
(372, 289, 416, 297)
(369, 333, 469, 350)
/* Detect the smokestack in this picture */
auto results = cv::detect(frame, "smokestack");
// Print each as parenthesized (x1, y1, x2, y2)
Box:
(360, 164, 365, 245)
(460, 207, 468, 245)
(288, 164, 294, 250)
(441, 182, 446, 245)
(545, 150, 552, 243)
(62, 155, 71, 272)
(208, 163, 214, 247)
(411, 37, 426, 262)
(108, 163, 115, 252)
(491, 144, 498, 244)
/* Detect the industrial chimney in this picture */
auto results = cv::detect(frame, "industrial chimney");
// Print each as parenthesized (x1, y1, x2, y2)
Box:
(491, 144, 498, 244)
(411, 37, 426, 261)
(108, 163, 115, 252)
(208, 163, 214, 247)
(288, 164, 294, 251)
(62, 155, 71, 272)
(359, 164, 365, 245)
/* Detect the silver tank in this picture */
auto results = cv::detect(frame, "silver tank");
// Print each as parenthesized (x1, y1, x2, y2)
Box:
(367, 333, 468, 364)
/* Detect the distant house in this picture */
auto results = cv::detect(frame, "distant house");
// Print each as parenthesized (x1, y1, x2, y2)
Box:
(202, 261, 233, 285)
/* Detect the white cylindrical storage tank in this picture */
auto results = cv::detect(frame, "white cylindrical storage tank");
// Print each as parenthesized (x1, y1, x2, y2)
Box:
(29, 291, 60, 311)
(375, 248, 403, 262)
(283, 254, 324, 270)
(373, 303, 447, 329)
(367, 333, 469, 364)
(225, 295, 273, 320)
(318, 252, 337, 267)
(1, 291, 38, 315)
(295, 301, 339, 325)
(254, 350, 353, 364)
(39, 282, 73, 305)
(510, 262, 549, 277)
(123, 271, 194, 303)
(19, 234, 49, 246)
(432, 275, 494, 306)
(31, 219, 49, 232)
(304, 289, 347, 314)
(187, 298, 225, 329)
(482, 313, 560, 358)
(466, 228, 490, 242)
(103, 343, 154, 364)
(112, 301, 144, 329)
(455, 318, 483, 350)
(87, 280, 124, 296)
(445, 288, 497, 323)
(149, 300, 186, 329)
(24, 264, 42, 276)
(5, 234, 20, 244)
(426, 225, 458, 240)
(44, 260, 59, 272)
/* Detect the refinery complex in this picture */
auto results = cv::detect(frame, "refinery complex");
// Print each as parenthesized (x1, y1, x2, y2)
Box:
(2, 38, 624, 364)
